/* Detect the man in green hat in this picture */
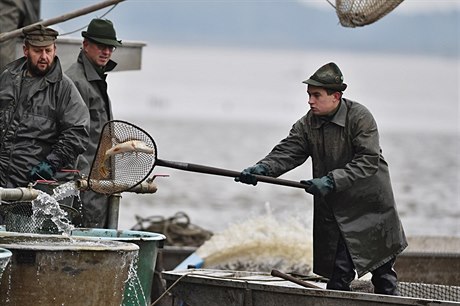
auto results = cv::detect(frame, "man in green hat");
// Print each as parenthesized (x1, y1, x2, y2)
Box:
(0, 24, 90, 188)
(66, 18, 122, 228)
(235, 62, 407, 295)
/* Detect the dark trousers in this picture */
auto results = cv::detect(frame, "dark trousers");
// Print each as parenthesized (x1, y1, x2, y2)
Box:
(326, 236, 399, 295)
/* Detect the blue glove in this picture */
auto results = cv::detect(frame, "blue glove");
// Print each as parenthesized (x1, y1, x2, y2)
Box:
(30, 160, 56, 181)
(301, 175, 335, 197)
(234, 164, 269, 186)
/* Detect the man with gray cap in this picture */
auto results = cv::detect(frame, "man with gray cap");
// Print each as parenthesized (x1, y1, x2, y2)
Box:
(0, 24, 90, 188)
(235, 62, 407, 295)
(65, 18, 122, 228)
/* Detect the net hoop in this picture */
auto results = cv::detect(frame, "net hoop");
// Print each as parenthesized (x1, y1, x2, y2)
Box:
(88, 120, 157, 195)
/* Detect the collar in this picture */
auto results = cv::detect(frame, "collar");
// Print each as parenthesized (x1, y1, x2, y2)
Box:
(6, 56, 62, 84)
(311, 99, 347, 129)
(79, 51, 117, 81)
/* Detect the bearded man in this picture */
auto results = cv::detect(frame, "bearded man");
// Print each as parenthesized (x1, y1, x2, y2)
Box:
(0, 24, 89, 188)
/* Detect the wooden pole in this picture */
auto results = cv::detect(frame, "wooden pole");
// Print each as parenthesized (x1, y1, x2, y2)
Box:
(0, 0, 126, 43)
(271, 269, 322, 289)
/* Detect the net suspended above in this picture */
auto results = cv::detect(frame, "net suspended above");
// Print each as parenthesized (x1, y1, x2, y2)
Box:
(334, 0, 404, 27)
(88, 120, 156, 195)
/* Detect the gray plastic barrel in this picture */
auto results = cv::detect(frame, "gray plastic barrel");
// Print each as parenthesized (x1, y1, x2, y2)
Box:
(71, 228, 166, 306)
(0, 231, 139, 306)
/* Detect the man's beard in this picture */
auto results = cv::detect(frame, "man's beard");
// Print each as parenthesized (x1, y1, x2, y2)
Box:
(27, 60, 53, 77)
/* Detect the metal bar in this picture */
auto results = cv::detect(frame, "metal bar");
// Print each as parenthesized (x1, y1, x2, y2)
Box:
(0, 187, 40, 202)
(0, 0, 126, 43)
(107, 193, 121, 229)
(75, 179, 158, 194)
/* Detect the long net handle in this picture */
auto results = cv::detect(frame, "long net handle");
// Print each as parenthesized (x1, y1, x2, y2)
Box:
(156, 159, 308, 189)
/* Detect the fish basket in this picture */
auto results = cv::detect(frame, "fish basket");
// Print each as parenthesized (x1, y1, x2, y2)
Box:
(0, 202, 81, 234)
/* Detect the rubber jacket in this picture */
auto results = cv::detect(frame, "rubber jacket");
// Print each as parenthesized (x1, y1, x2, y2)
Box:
(0, 0, 41, 70)
(0, 56, 90, 188)
(258, 98, 407, 277)
(65, 51, 116, 227)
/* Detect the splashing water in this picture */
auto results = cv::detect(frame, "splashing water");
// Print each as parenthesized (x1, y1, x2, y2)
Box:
(197, 203, 313, 275)
(0, 254, 11, 280)
(123, 256, 149, 306)
(51, 181, 80, 202)
(31, 182, 81, 236)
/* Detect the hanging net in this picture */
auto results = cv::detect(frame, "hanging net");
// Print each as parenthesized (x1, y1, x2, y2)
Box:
(334, 0, 404, 27)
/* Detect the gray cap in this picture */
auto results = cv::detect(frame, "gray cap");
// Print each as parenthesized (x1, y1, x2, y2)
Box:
(23, 24, 58, 47)
(302, 62, 347, 91)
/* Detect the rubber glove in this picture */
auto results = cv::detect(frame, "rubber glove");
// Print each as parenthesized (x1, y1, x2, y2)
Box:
(30, 160, 56, 181)
(234, 164, 269, 186)
(301, 175, 335, 197)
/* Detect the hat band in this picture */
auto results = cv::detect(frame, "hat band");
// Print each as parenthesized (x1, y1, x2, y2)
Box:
(85, 32, 117, 40)
(27, 35, 56, 39)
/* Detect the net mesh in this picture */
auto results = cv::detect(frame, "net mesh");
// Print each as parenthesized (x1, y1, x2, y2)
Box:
(0, 202, 80, 234)
(351, 280, 460, 302)
(399, 282, 460, 302)
(88, 120, 157, 195)
(335, 0, 404, 27)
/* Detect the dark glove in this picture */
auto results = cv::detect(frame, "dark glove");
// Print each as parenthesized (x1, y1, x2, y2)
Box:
(30, 160, 56, 181)
(301, 175, 335, 197)
(234, 164, 269, 186)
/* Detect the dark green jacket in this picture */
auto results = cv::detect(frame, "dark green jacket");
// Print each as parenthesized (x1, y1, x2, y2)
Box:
(258, 98, 407, 277)
(65, 51, 116, 227)
(65, 51, 115, 178)
(0, 56, 90, 187)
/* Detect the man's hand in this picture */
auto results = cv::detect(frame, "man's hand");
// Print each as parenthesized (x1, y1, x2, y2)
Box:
(234, 164, 269, 186)
(301, 175, 335, 197)
(30, 160, 56, 181)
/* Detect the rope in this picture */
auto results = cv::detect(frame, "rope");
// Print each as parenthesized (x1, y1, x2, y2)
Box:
(325, 0, 336, 9)
(132, 212, 213, 247)
(150, 271, 194, 306)
(59, 4, 119, 37)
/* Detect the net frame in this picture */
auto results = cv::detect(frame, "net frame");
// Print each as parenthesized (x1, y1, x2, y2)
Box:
(334, 0, 404, 27)
(88, 120, 157, 195)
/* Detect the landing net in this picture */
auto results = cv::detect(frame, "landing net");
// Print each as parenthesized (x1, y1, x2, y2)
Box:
(333, 0, 404, 27)
(88, 120, 156, 195)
